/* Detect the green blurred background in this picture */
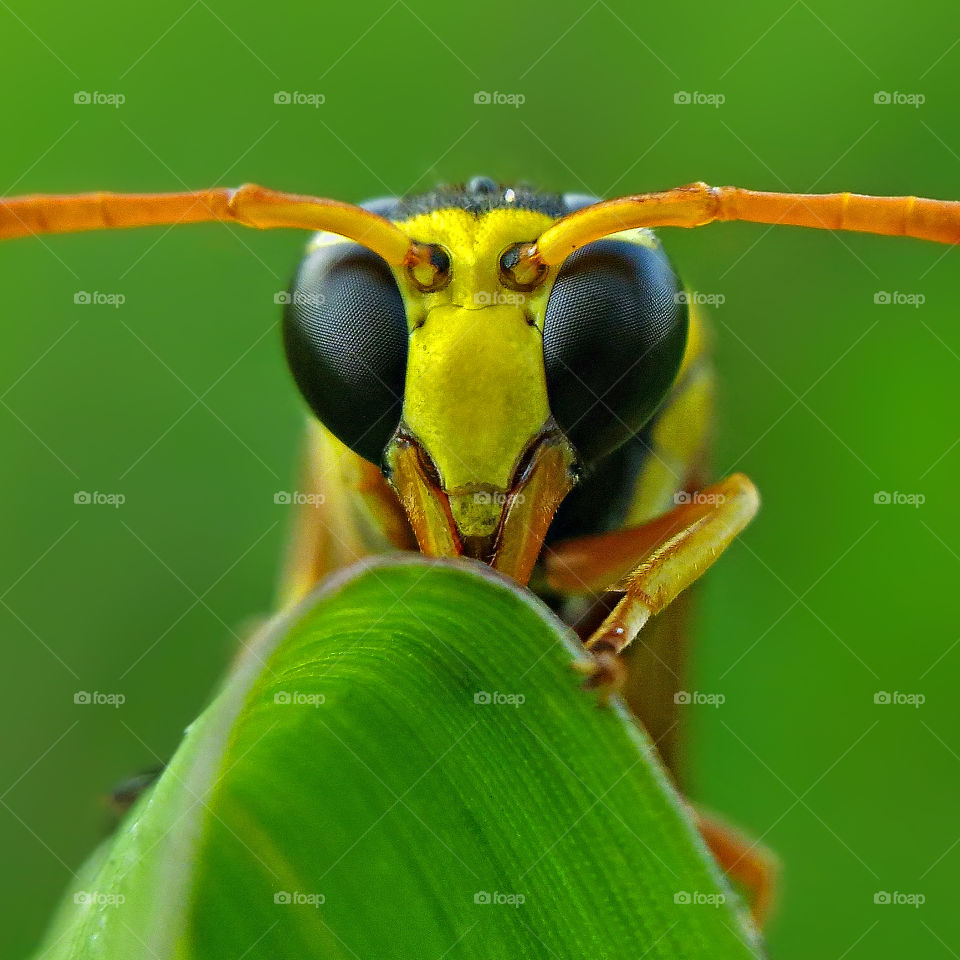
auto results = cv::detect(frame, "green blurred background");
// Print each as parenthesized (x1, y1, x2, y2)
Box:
(1, 0, 958, 956)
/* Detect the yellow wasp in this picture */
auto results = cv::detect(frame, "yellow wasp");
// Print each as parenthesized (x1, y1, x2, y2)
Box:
(4, 176, 958, 925)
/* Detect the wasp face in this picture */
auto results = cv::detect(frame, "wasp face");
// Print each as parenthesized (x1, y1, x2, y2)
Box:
(282, 178, 688, 583)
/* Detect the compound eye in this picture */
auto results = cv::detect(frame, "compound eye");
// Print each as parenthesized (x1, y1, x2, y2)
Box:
(543, 238, 689, 465)
(282, 241, 408, 465)
(407, 243, 451, 292)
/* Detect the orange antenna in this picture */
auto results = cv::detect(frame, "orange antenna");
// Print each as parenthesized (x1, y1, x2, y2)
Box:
(0, 183, 422, 268)
(530, 182, 960, 266)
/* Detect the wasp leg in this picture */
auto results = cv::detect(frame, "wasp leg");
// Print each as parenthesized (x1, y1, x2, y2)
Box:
(695, 808, 778, 929)
(107, 765, 165, 820)
(545, 473, 759, 691)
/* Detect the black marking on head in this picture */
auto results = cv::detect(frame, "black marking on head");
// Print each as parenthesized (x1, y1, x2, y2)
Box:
(546, 429, 655, 544)
(361, 182, 600, 223)
(385, 179, 571, 220)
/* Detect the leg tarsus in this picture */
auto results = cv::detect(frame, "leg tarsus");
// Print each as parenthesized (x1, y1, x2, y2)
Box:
(696, 807, 778, 929)
(575, 638, 627, 702)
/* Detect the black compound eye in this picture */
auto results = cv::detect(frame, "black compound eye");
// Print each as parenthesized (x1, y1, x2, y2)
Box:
(282, 241, 408, 464)
(543, 238, 689, 465)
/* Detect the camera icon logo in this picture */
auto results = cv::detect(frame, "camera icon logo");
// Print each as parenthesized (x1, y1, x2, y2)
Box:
(74, 91, 91, 105)
(274, 91, 292, 105)
(674, 891, 692, 904)
(674, 91, 691, 104)
(274, 691, 292, 705)
(74, 691, 91, 704)
(874, 91, 891, 105)
(474, 891, 491, 904)
(874, 691, 891, 704)
(874, 891, 891, 904)
(274, 491, 292, 505)
(673, 691, 692, 705)
(474, 91, 491, 104)
(874, 491, 891, 505)
(474, 691, 491, 705)
(274, 891, 292, 904)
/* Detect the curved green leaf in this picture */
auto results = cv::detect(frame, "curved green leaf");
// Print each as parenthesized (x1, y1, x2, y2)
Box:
(36, 556, 763, 959)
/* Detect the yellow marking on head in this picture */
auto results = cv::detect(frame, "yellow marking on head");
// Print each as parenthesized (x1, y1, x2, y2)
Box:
(403, 301, 549, 486)
(393, 207, 559, 325)
(388, 207, 561, 534)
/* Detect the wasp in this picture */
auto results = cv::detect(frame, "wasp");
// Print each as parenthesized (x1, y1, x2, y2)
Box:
(4, 176, 958, 925)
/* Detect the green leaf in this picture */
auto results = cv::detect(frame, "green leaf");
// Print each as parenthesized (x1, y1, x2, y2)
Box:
(36, 556, 764, 959)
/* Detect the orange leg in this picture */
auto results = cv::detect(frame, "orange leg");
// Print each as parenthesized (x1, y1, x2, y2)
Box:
(0, 184, 415, 266)
(696, 808, 778, 929)
(533, 182, 960, 264)
(545, 473, 759, 688)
